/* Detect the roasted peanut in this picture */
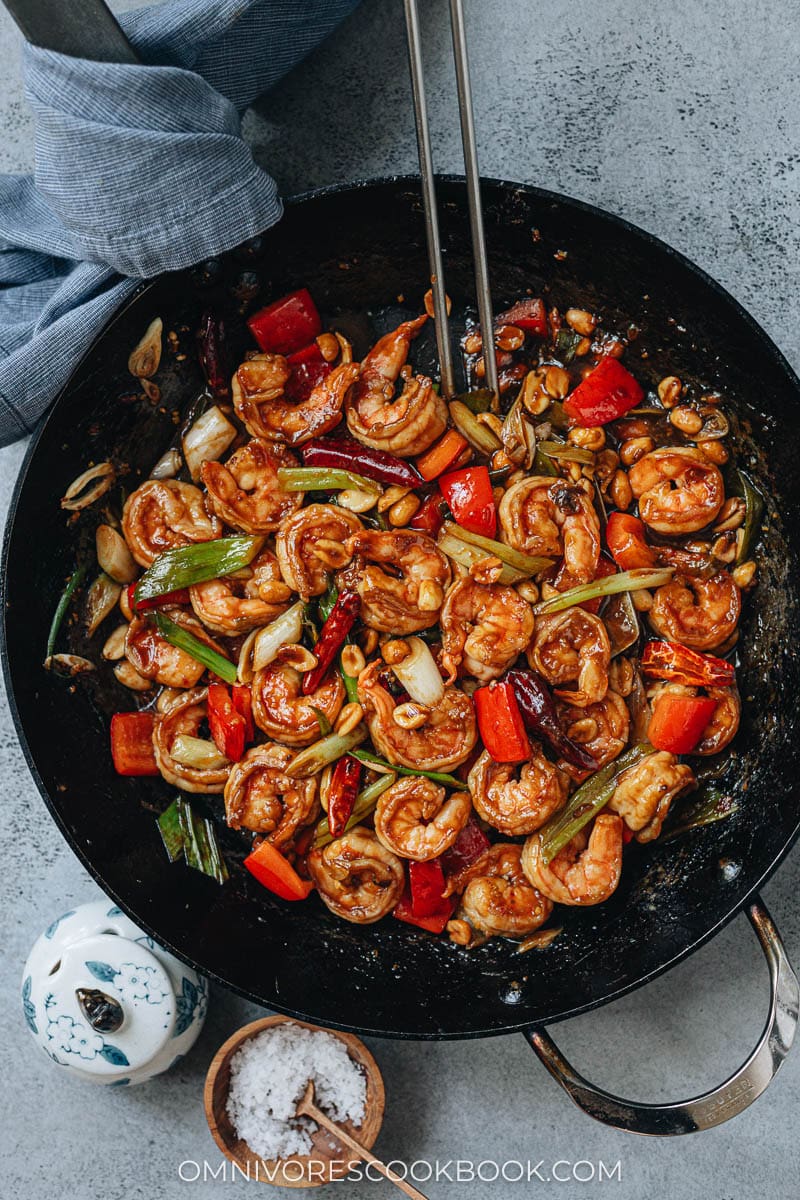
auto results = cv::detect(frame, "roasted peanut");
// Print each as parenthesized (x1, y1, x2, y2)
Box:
(669, 405, 704, 436)
(620, 436, 655, 466)
(565, 307, 597, 336)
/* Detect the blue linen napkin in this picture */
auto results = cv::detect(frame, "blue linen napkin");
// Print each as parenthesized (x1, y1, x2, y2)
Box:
(0, 0, 361, 446)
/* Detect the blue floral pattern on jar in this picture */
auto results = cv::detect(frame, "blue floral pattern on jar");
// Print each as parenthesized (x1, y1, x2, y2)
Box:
(43, 995, 129, 1067)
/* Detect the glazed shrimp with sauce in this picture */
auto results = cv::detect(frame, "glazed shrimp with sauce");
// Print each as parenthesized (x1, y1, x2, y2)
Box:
(648, 572, 741, 651)
(628, 447, 725, 535)
(607, 751, 695, 842)
(468, 744, 569, 836)
(555, 691, 630, 778)
(521, 812, 623, 906)
(344, 316, 447, 457)
(440, 576, 534, 683)
(201, 440, 303, 534)
(307, 827, 405, 924)
(251, 647, 346, 747)
(374, 776, 471, 861)
(345, 528, 451, 634)
(448, 843, 554, 938)
(275, 503, 363, 600)
(358, 659, 477, 771)
(153, 687, 232, 793)
(233, 354, 360, 446)
(527, 607, 610, 707)
(223, 743, 318, 847)
(124, 609, 223, 689)
(189, 548, 292, 636)
(122, 479, 221, 567)
(499, 477, 600, 589)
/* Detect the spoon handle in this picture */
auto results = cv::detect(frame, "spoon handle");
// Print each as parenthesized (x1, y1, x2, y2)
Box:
(302, 1100, 429, 1200)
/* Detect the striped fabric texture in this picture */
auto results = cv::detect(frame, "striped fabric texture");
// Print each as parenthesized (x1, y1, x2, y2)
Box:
(0, 0, 360, 445)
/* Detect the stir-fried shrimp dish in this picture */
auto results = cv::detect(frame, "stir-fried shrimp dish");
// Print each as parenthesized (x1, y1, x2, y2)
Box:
(57, 283, 760, 948)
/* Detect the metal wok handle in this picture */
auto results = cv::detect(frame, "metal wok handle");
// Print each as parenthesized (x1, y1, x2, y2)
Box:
(524, 898, 798, 1135)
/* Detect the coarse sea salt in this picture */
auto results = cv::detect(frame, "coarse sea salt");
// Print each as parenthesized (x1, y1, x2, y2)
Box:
(225, 1024, 367, 1161)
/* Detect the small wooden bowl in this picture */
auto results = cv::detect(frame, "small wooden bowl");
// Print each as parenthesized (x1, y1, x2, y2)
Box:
(204, 1015, 385, 1187)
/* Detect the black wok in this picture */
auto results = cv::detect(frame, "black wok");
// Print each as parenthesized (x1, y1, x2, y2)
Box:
(3, 178, 799, 1133)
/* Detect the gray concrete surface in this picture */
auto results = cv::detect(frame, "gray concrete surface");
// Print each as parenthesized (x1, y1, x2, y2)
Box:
(1, 1, 799, 1197)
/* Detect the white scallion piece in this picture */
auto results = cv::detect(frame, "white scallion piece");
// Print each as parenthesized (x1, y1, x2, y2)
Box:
(389, 636, 445, 706)
(182, 405, 238, 482)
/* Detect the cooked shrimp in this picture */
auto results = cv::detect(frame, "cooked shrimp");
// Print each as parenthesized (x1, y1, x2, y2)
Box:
(607, 750, 694, 841)
(307, 827, 405, 924)
(629, 447, 725, 534)
(649, 572, 741, 651)
(358, 659, 477, 771)
(251, 650, 345, 747)
(555, 690, 630, 779)
(153, 686, 232, 793)
(345, 317, 447, 457)
(440, 577, 534, 683)
(648, 682, 741, 756)
(450, 843, 553, 937)
(468, 745, 568, 836)
(223, 743, 318, 846)
(498, 477, 600, 588)
(373, 776, 471, 861)
(122, 479, 221, 567)
(521, 813, 623, 906)
(189, 548, 291, 636)
(233, 355, 359, 446)
(201, 441, 302, 534)
(124, 609, 223, 688)
(346, 529, 451, 634)
(275, 503, 363, 600)
(527, 608, 610, 707)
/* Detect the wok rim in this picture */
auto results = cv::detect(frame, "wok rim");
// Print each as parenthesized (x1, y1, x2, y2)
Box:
(3, 173, 799, 1040)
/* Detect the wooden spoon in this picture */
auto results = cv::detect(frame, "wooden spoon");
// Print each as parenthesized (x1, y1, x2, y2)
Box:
(296, 1080, 429, 1200)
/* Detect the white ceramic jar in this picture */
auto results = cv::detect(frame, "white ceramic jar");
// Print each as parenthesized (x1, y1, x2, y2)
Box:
(21, 900, 208, 1085)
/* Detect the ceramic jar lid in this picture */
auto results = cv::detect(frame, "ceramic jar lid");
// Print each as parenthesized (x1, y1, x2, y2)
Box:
(22, 900, 208, 1085)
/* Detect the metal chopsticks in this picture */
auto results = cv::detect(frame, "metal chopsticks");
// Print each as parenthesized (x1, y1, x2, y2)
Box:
(402, 0, 498, 401)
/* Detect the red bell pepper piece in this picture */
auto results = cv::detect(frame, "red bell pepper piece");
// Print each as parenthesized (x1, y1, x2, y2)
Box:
(284, 343, 332, 403)
(408, 859, 449, 918)
(301, 590, 361, 695)
(287, 343, 324, 365)
(127, 583, 191, 614)
(647, 693, 717, 755)
(207, 682, 247, 762)
(393, 866, 455, 933)
(247, 288, 322, 356)
(302, 437, 422, 488)
(441, 814, 491, 878)
(327, 755, 362, 838)
(408, 492, 448, 537)
(473, 681, 530, 763)
(579, 555, 617, 614)
(416, 429, 470, 481)
(244, 839, 314, 901)
(563, 357, 643, 427)
(496, 297, 548, 338)
(605, 511, 657, 571)
(393, 892, 453, 933)
(231, 683, 255, 742)
(641, 641, 735, 688)
(439, 465, 496, 538)
(110, 711, 159, 776)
